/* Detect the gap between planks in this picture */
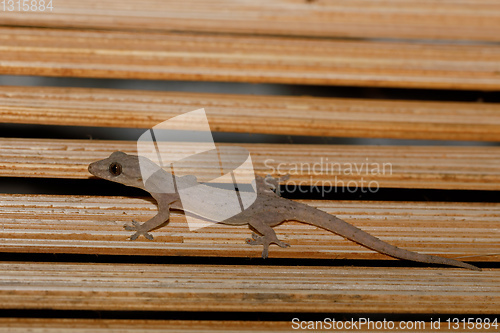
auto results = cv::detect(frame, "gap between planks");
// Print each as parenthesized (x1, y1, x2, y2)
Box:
(1, 85, 500, 141)
(1, 138, 500, 190)
(0, 261, 496, 314)
(0, 194, 498, 261)
(2, 27, 500, 90)
(1, 0, 500, 42)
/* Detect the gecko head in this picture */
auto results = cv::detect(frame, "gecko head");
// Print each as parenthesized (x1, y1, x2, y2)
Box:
(88, 151, 145, 188)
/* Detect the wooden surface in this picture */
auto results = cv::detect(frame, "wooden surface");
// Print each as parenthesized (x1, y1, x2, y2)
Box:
(0, 318, 292, 333)
(0, 194, 497, 261)
(2, 85, 500, 141)
(0, 318, 493, 333)
(2, 138, 500, 190)
(2, 27, 500, 90)
(0, 318, 294, 333)
(2, 0, 500, 42)
(0, 262, 495, 314)
(1, 1, 499, 323)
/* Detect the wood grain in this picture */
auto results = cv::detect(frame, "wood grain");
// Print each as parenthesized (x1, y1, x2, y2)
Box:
(1, 138, 500, 190)
(1, 0, 500, 42)
(0, 318, 486, 333)
(2, 27, 500, 90)
(0, 261, 496, 314)
(0, 318, 293, 333)
(0, 194, 497, 262)
(2, 85, 500, 141)
(1, 0, 498, 322)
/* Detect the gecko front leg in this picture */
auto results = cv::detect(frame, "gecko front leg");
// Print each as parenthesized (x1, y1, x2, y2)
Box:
(246, 219, 290, 258)
(125, 200, 171, 241)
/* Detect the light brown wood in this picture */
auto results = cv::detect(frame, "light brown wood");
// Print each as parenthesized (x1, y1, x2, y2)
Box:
(0, 318, 486, 333)
(0, 261, 496, 314)
(2, 0, 500, 42)
(2, 85, 500, 141)
(1, 194, 497, 261)
(2, 27, 500, 90)
(0, 318, 293, 333)
(1, 0, 497, 323)
(1, 138, 500, 190)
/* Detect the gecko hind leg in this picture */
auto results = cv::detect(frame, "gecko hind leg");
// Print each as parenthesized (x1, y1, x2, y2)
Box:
(124, 220, 155, 241)
(246, 221, 290, 259)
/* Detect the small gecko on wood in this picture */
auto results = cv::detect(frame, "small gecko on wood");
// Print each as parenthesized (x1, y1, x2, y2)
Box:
(89, 151, 480, 270)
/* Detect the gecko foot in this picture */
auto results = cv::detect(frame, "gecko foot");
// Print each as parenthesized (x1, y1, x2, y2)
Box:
(260, 174, 290, 196)
(124, 220, 154, 241)
(245, 232, 264, 246)
(245, 232, 290, 259)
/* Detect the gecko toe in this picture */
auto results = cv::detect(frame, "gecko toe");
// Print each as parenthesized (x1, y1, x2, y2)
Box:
(246, 238, 259, 245)
(144, 233, 154, 241)
(124, 224, 135, 231)
(124, 220, 142, 231)
(246, 233, 264, 245)
(280, 174, 290, 181)
(276, 240, 290, 248)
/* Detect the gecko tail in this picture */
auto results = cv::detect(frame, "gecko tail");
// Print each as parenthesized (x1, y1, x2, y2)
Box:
(294, 206, 481, 271)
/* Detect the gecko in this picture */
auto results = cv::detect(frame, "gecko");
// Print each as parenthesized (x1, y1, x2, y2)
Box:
(88, 151, 480, 271)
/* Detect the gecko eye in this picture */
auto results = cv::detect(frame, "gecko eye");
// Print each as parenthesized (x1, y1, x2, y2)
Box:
(109, 162, 122, 176)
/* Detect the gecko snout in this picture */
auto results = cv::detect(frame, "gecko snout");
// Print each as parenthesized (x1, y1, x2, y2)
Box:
(88, 160, 104, 177)
(88, 162, 96, 175)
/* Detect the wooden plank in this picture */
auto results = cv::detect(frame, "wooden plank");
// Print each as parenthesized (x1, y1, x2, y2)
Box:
(2, 85, 500, 141)
(0, 318, 489, 333)
(0, 262, 496, 314)
(1, 0, 500, 42)
(2, 27, 500, 90)
(1, 138, 500, 190)
(0, 194, 497, 261)
(0, 318, 293, 333)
